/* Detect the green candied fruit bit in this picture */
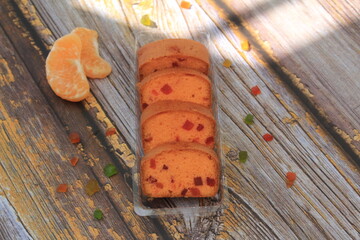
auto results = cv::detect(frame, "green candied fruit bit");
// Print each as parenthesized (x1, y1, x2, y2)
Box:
(85, 179, 100, 196)
(94, 209, 103, 220)
(239, 151, 248, 163)
(244, 114, 254, 125)
(104, 164, 118, 178)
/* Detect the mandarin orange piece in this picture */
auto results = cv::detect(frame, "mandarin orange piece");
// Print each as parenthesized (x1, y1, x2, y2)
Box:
(46, 33, 90, 102)
(72, 27, 112, 79)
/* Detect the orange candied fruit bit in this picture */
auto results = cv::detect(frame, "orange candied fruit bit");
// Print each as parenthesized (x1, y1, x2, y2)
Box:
(286, 172, 297, 188)
(286, 172, 297, 182)
(70, 157, 79, 166)
(180, 1, 192, 9)
(56, 184, 68, 193)
(241, 40, 250, 51)
(69, 132, 81, 144)
(223, 59, 232, 68)
(106, 127, 117, 136)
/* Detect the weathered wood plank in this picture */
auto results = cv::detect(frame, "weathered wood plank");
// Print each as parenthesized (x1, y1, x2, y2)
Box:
(0, 0, 359, 239)
(0, 195, 32, 240)
(0, 1, 178, 239)
(212, 0, 360, 155)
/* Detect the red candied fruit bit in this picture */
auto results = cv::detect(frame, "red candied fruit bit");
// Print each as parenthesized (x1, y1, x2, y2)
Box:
(263, 133, 274, 142)
(160, 84, 173, 95)
(205, 136, 214, 145)
(196, 124, 204, 131)
(144, 137, 153, 142)
(150, 159, 156, 169)
(175, 136, 180, 142)
(151, 89, 159, 96)
(146, 176, 157, 183)
(182, 120, 194, 130)
(142, 103, 148, 109)
(251, 85, 261, 96)
(181, 188, 188, 196)
(194, 177, 203, 186)
(70, 157, 79, 167)
(189, 188, 201, 196)
(155, 183, 164, 189)
(69, 132, 80, 144)
(162, 165, 169, 170)
(286, 172, 297, 182)
(206, 177, 216, 186)
(106, 127, 116, 136)
(172, 62, 179, 67)
(56, 184, 68, 193)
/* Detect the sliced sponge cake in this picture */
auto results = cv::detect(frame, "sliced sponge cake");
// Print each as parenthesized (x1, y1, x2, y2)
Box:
(141, 142, 220, 198)
(141, 100, 215, 153)
(137, 68, 212, 110)
(137, 39, 209, 80)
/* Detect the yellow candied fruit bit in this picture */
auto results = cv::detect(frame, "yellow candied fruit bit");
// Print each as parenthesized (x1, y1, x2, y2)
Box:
(141, 14, 153, 27)
(241, 40, 250, 51)
(180, 1, 192, 9)
(223, 59, 232, 68)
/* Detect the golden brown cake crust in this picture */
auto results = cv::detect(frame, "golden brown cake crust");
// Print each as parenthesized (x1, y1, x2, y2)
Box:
(142, 141, 218, 163)
(137, 39, 210, 66)
(137, 67, 211, 90)
(140, 100, 214, 126)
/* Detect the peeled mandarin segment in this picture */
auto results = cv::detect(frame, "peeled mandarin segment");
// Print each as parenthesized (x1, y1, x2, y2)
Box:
(45, 34, 90, 102)
(72, 27, 112, 79)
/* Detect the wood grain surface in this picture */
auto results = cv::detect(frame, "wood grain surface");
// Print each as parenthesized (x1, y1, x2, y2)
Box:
(0, 0, 359, 239)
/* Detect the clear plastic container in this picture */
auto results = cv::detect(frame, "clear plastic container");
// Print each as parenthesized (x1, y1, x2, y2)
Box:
(132, 29, 226, 216)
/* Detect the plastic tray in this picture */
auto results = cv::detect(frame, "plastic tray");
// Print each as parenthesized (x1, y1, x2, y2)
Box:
(132, 29, 226, 216)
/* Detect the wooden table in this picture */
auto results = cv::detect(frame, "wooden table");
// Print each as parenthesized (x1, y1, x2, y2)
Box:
(1, 0, 359, 239)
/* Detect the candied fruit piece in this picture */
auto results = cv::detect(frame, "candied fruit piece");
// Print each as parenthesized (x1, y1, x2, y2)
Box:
(104, 164, 118, 178)
(251, 85, 261, 96)
(144, 136, 153, 142)
(160, 84, 173, 94)
(286, 172, 297, 181)
(239, 151, 248, 163)
(155, 183, 164, 189)
(194, 177, 203, 186)
(85, 179, 100, 196)
(205, 136, 214, 145)
(57, 184, 68, 193)
(286, 172, 297, 188)
(106, 127, 116, 136)
(182, 120, 194, 130)
(94, 209, 103, 220)
(206, 177, 216, 186)
(181, 188, 188, 196)
(263, 133, 274, 142)
(140, 14, 155, 27)
(223, 59, 232, 68)
(150, 159, 156, 169)
(146, 176, 157, 183)
(70, 157, 79, 166)
(241, 40, 250, 51)
(189, 187, 200, 196)
(196, 124, 204, 131)
(180, 1, 191, 9)
(69, 132, 80, 144)
(244, 114, 254, 125)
